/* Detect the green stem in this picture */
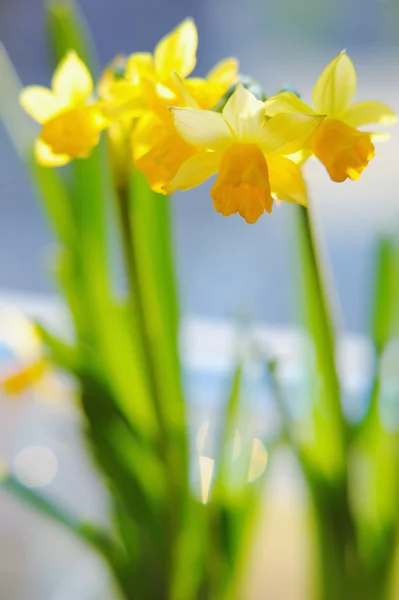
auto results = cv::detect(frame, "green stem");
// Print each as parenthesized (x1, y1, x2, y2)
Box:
(310, 481, 394, 600)
(295, 204, 346, 457)
(296, 204, 342, 402)
(114, 177, 176, 600)
(115, 180, 167, 441)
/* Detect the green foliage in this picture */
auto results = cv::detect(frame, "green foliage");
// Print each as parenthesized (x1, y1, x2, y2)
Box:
(281, 208, 399, 600)
(0, 2, 263, 599)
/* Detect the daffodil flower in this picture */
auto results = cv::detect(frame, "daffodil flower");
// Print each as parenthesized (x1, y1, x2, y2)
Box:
(20, 51, 107, 166)
(265, 51, 397, 183)
(99, 19, 239, 192)
(164, 85, 324, 223)
(132, 57, 239, 193)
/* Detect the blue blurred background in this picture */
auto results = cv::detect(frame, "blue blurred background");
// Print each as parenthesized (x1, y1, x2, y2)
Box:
(1, 0, 398, 333)
(0, 1, 398, 599)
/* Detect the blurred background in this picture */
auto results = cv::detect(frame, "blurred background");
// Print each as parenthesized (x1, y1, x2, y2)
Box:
(0, 0, 398, 599)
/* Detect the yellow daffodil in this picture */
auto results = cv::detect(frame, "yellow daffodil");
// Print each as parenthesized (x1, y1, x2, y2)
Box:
(20, 51, 107, 166)
(265, 51, 397, 183)
(131, 57, 239, 193)
(164, 85, 324, 223)
(98, 19, 239, 192)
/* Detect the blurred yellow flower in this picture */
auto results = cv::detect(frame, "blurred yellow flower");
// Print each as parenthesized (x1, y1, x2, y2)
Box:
(0, 312, 50, 397)
(2, 358, 48, 395)
(265, 52, 397, 182)
(20, 51, 107, 166)
(98, 19, 239, 192)
(164, 85, 323, 223)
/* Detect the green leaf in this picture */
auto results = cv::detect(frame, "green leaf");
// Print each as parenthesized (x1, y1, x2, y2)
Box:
(370, 237, 397, 355)
(45, 4, 158, 438)
(35, 321, 79, 372)
(46, 0, 98, 74)
(358, 237, 398, 432)
(212, 364, 242, 498)
(293, 205, 346, 479)
(128, 170, 186, 449)
(1, 473, 112, 553)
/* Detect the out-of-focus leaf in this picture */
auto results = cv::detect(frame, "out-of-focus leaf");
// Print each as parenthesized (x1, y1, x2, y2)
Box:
(170, 499, 207, 600)
(1, 473, 136, 599)
(35, 321, 79, 372)
(204, 359, 266, 600)
(46, 2, 158, 438)
(1, 473, 111, 552)
(352, 236, 399, 578)
(129, 170, 186, 460)
(360, 237, 398, 429)
(212, 364, 242, 497)
(370, 237, 397, 354)
(46, 0, 98, 75)
(293, 205, 346, 478)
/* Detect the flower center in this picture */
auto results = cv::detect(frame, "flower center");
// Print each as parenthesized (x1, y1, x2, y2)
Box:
(311, 118, 375, 183)
(42, 107, 103, 158)
(210, 143, 272, 224)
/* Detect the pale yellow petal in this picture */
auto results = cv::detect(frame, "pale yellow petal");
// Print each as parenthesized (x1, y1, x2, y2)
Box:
(312, 51, 356, 116)
(222, 84, 265, 140)
(35, 139, 70, 167)
(52, 51, 93, 105)
(264, 92, 315, 117)
(341, 101, 397, 128)
(20, 86, 62, 123)
(164, 151, 222, 193)
(170, 107, 233, 150)
(259, 112, 324, 156)
(370, 132, 391, 143)
(154, 18, 198, 80)
(268, 156, 308, 206)
(207, 58, 239, 86)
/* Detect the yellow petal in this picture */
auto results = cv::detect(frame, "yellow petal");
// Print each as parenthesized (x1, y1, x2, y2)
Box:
(171, 71, 200, 108)
(2, 359, 48, 395)
(183, 78, 225, 110)
(311, 118, 375, 182)
(268, 156, 308, 206)
(19, 86, 62, 123)
(341, 101, 397, 128)
(312, 51, 357, 116)
(125, 53, 154, 82)
(164, 151, 222, 193)
(222, 84, 265, 140)
(207, 57, 239, 86)
(211, 143, 273, 223)
(170, 107, 233, 150)
(154, 18, 198, 80)
(52, 51, 93, 105)
(183, 59, 238, 111)
(35, 139, 70, 166)
(259, 112, 324, 156)
(99, 80, 148, 119)
(264, 91, 315, 117)
(41, 107, 104, 159)
(133, 113, 198, 192)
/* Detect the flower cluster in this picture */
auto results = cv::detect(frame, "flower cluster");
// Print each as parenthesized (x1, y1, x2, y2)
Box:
(20, 19, 396, 223)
